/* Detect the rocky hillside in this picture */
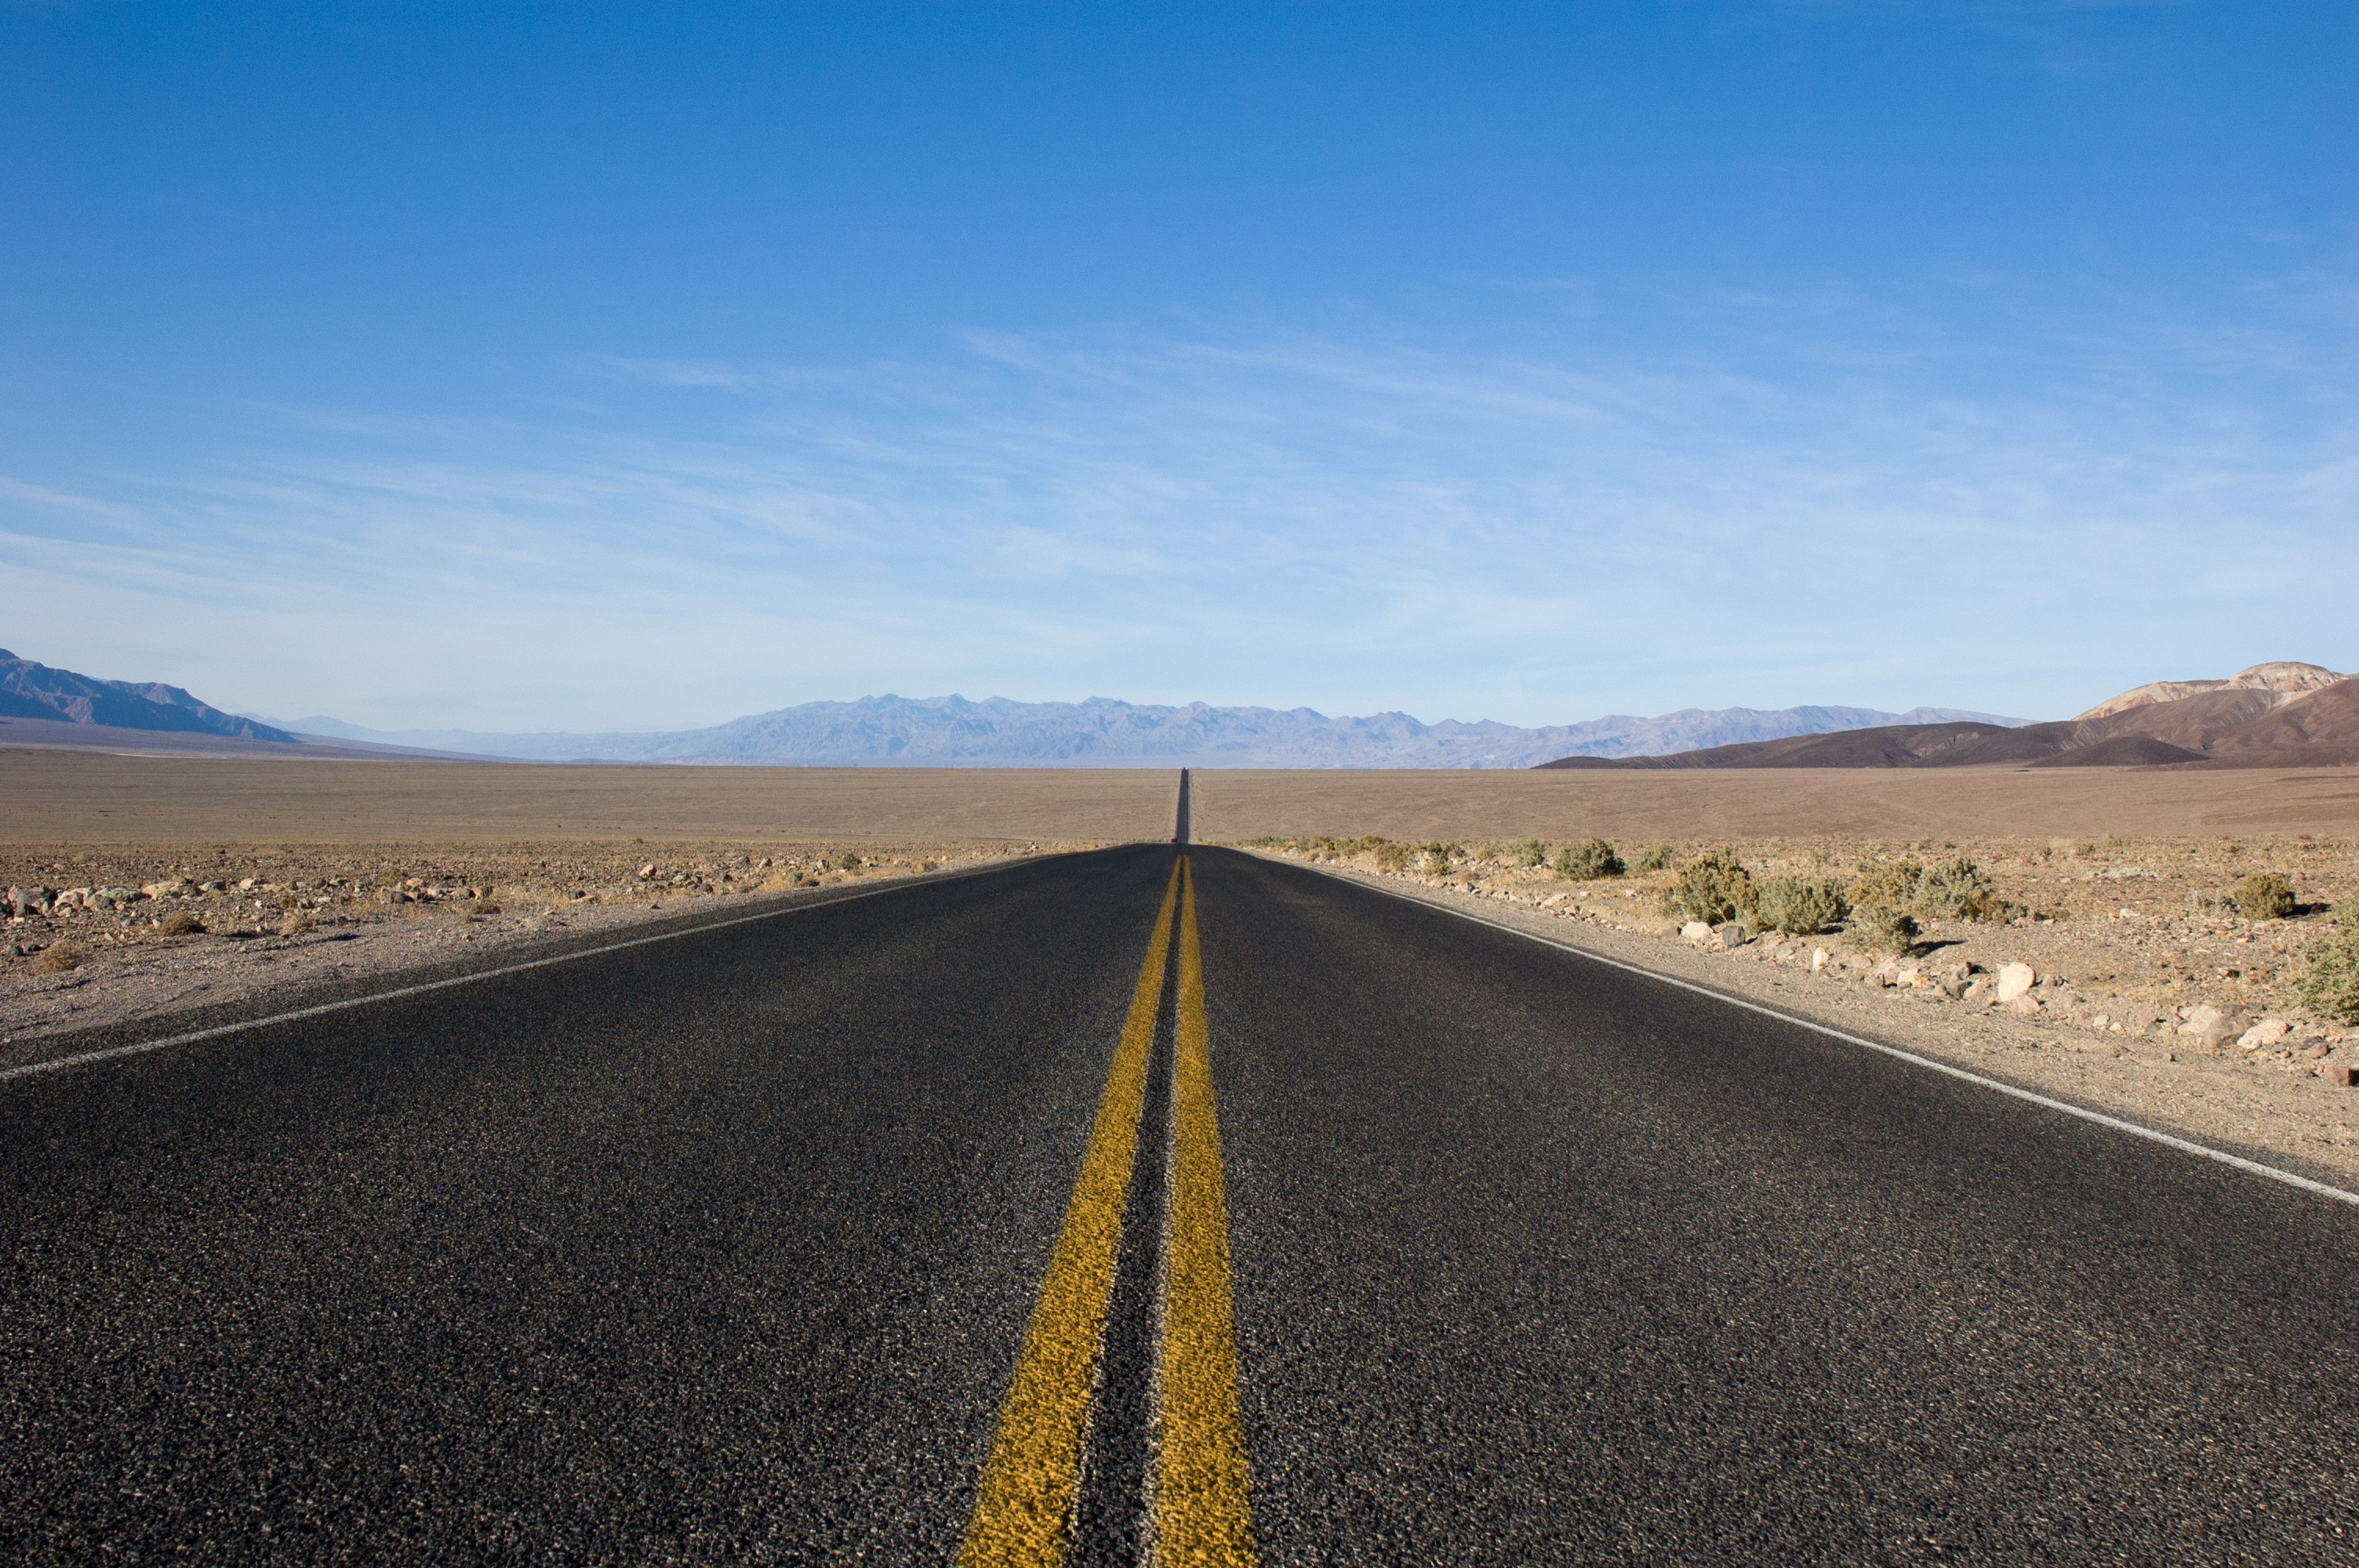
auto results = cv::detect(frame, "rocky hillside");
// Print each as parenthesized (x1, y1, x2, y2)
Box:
(1539, 662, 2358, 771)
(0, 650, 295, 742)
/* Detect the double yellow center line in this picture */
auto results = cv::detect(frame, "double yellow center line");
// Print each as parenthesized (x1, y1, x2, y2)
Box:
(960, 855, 1255, 1567)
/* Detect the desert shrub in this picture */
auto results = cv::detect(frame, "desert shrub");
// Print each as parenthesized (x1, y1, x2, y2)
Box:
(1912, 857, 2016, 921)
(31, 943, 82, 974)
(1406, 841, 1460, 875)
(1554, 838, 1624, 881)
(1372, 842, 1412, 872)
(159, 909, 206, 937)
(1852, 855, 2016, 923)
(2292, 904, 2359, 1024)
(1855, 906, 1921, 954)
(2232, 872, 2297, 921)
(1631, 844, 1677, 873)
(278, 911, 313, 937)
(1849, 858, 1925, 914)
(830, 850, 863, 872)
(1506, 837, 1549, 869)
(1661, 849, 1756, 924)
(1753, 877, 1850, 935)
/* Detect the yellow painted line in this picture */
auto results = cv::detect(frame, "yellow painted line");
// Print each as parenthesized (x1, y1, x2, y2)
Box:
(1156, 855, 1257, 1566)
(960, 859, 1182, 1568)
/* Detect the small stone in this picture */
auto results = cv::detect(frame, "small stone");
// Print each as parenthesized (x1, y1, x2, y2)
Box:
(1996, 962, 2036, 1004)
(2237, 1018, 2293, 1051)
(638, 863, 657, 879)
(2177, 1004, 2226, 1037)
(1711, 922, 1747, 949)
(2006, 994, 2044, 1015)
(1811, 946, 1830, 974)
(1681, 921, 1714, 942)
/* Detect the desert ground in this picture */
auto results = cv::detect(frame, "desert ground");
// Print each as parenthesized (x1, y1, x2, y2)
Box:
(7, 750, 2358, 1181)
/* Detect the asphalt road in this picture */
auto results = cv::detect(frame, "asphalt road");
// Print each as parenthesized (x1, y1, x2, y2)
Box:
(5, 845, 2357, 1563)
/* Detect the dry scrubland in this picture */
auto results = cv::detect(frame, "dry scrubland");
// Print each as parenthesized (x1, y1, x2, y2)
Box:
(9, 750, 2359, 1181)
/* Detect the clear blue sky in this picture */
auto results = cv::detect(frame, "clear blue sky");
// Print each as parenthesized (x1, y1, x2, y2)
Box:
(5, 2, 2352, 731)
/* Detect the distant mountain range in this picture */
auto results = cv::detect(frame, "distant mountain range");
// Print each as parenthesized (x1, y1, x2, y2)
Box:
(1539, 662, 2357, 771)
(267, 695, 2030, 768)
(13, 643, 2350, 770)
(0, 648, 296, 742)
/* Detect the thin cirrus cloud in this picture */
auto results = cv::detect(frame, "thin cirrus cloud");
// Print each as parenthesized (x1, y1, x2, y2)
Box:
(4, 292, 2351, 731)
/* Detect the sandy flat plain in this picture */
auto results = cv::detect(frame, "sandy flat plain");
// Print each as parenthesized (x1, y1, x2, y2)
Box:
(7, 750, 2357, 844)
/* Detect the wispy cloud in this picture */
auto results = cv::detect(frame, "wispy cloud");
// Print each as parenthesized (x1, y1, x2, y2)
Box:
(5, 283, 2351, 729)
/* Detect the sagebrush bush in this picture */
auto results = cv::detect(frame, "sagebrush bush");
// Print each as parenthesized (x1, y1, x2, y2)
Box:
(1849, 858, 1925, 913)
(1505, 837, 1549, 869)
(1851, 855, 2015, 923)
(1407, 841, 1460, 875)
(1912, 857, 2015, 921)
(1753, 877, 1850, 935)
(159, 909, 205, 937)
(1661, 849, 1756, 924)
(2232, 871, 2297, 920)
(278, 911, 313, 938)
(2292, 903, 2359, 1023)
(1856, 906, 1922, 954)
(1372, 842, 1412, 872)
(30, 942, 82, 974)
(1554, 838, 1624, 881)
(830, 850, 863, 872)
(1631, 844, 1677, 872)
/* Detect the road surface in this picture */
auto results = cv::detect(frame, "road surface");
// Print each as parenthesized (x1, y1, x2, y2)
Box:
(4, 844, 2357, 1563)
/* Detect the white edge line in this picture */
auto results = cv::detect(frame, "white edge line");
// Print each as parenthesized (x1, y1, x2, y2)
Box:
(0, 858, 1040, 1087)
(1274, 855, 2359, 1211)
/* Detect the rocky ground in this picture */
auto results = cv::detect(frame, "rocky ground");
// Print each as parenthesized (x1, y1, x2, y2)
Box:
(1236, 832, 2359, 1183)
(0, 838, 1087, 1058)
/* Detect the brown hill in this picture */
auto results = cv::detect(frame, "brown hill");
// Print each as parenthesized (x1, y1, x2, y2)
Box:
(1537, 668, 2359, 771)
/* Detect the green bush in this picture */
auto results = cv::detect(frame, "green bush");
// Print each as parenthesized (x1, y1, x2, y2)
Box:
(2232, 871, 2297, 920)
(1505, 837, 1549, 869)
(830, 850, 863, 872)
(1661, 849, 1756, 924)
(1631, 844, 1677, 872)
(1855, 906, 1922, 954)
(1753, 877, 1850, 935)
(1554, 838, 1624, 881)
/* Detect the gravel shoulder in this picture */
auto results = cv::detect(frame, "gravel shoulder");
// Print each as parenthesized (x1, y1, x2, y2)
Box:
(1236, 839, 2359, 1185)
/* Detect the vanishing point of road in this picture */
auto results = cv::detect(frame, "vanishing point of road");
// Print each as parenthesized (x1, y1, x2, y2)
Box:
(5, 782, 2358, 1562)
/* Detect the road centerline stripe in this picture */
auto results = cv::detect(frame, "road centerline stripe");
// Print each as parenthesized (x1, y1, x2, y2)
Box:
(961, 859, 1182, 1568)
(1155, 855, 1257, 1567)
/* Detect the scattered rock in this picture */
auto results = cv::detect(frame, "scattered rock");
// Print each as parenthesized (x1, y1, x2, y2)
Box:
(2006, 995, 2044, 1015)
(2177, 1004, 2226, 1036)
(1996, 962, 2036, 1004)
(1811, 946, 1831, 974)
(1681, 921, 1714, 942)
(2237, 1018, 2293, 1051)
(1711, 922, 1747, 950)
